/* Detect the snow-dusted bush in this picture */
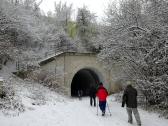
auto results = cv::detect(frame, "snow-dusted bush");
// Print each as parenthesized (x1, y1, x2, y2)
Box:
(0, 82, 25, 117)
(0, 95, 25, 117)
(27, 69, 68, 95)
(27, 69, 47, 82)
(29, 88, 46, 106)
(137, 80, 167, 105)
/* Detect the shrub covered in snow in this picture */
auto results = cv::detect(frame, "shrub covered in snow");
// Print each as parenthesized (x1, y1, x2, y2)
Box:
(27, 69, 68, 95)
(137, 79, 168, 118)
(0, 81, 25, 117)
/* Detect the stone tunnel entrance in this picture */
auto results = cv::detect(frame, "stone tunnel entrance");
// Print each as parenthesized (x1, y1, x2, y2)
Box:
(71, 68, 101, 97)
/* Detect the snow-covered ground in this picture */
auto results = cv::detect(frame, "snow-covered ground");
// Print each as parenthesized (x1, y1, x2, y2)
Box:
(0, 77, 168, 126)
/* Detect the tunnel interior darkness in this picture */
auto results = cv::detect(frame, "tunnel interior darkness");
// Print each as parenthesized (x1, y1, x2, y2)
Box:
(71, 69, 100, 97)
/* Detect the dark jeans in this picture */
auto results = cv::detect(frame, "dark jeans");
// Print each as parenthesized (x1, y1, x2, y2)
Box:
(99, 101, 106, 113)
(90, 96, 96, 106)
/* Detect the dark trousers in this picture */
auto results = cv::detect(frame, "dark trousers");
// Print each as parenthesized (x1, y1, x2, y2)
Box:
(99, 101, 106, 113)
(126, 107, 141, 126)
(90, 96, 96, 106)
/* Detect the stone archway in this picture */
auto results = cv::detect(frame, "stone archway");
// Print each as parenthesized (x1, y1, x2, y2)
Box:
(71, 68, 102, 97)
(39, 52, 115, 95)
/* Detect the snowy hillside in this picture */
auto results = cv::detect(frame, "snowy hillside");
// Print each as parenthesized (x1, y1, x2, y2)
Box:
(0, 77, 168, 126)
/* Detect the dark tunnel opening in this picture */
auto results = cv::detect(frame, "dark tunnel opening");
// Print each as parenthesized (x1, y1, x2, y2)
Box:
(71, 69, 100, 97)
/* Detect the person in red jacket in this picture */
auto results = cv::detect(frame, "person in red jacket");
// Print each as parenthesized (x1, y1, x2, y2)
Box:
(96, 82, 108, 116)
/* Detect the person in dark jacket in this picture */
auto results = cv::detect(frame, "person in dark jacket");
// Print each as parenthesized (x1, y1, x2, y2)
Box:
(96, 82, 108, 116)
(89, 86, 96, 107)
(122, 84, 141, 126)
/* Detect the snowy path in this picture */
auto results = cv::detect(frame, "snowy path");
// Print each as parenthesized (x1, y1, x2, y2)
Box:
(1, 96, 168, 126)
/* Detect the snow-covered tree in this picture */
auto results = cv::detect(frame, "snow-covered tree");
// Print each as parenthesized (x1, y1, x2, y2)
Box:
(99, 0, 168, 109)
(54, 1, 73, 32)
(76, 6, 98, 52)
(0, 0, 70, 69)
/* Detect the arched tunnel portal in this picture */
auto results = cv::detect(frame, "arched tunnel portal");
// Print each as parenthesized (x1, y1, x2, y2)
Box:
(71, 68, 102, 97)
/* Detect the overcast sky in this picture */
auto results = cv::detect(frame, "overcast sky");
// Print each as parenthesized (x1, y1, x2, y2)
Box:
(39, 0, 110, 20)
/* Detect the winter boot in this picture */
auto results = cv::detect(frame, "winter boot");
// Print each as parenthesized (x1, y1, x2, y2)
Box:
(102, 111, 105, 116)
(128, 120, 133, 124)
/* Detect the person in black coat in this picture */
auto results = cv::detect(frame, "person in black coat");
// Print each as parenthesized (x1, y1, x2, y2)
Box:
(89, 86, 96, 107)
(122, 84, 141, 126)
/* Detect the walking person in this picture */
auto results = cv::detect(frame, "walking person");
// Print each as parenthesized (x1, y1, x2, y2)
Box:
(89, 86, 96, 107)
(96, 82, 108, 116)
(78, 89, 83, 100)
(122, 84, 141, 126)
